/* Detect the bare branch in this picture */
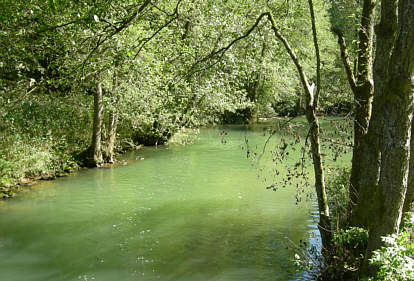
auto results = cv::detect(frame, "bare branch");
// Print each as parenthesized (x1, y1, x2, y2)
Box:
(265, 12, 313, 101)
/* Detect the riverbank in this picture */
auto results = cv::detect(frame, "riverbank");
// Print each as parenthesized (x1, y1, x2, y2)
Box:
(0, 116, 347, 199)
(0, 148, 143, 199)
(0, 126, 201, 199)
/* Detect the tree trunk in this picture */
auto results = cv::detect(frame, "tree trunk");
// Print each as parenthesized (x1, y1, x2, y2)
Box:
(305, 94, 332, 252)
(306, 0, 332, 250)
(103, 73, 119, 163)
(350, 0, 399, 228)
(362, 0, 414, 275)
(87, 81, 104, 167)
(104, 111, 118, 163)
(332, 0, 376, 227)
(403, 118, 414, 216)
(266, 8, 332, 251)
(246, 41, 266, 122)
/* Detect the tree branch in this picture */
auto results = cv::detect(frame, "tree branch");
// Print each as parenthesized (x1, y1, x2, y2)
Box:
(308, 0, 321, 108)
(133, 0, 183, 59)
(81, 0, 152, 72)
(265, 12, 313, 101)
(185, 11, 314, 105)
(37, 20, 78, 33)
(187, 13, 269, 77)
(332, 28, 357, 93)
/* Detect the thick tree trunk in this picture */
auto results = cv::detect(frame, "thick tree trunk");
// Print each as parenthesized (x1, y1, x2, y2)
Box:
(350, 0, 399, 228)
(87, 81, 104, 167)
(362, 0, 414, 275)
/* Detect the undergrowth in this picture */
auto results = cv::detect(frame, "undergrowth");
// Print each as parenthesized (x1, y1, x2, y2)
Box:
(0, 95, 90, 198)
(292, 168, 413, 281)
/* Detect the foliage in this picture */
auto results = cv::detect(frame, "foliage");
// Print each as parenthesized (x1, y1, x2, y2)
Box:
(325, 167, 351, 229)
(167, 128, 200, 146)
(0, 94, 88, 198)
(328, 227, 369, 280)
(368, 215, 414, 281)
(291, 226, 369, 281)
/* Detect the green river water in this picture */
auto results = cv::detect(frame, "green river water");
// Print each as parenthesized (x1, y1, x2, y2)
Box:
(0, 124, 344, 281)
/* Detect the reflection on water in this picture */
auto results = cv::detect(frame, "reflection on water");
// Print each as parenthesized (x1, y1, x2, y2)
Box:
(0, 125, 328, 281)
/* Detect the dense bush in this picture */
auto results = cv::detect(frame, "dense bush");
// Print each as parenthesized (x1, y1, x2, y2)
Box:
(0, 95, 89, 198)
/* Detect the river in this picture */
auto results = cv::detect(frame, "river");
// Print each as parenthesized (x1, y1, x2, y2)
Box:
(0, 123, 347, 281)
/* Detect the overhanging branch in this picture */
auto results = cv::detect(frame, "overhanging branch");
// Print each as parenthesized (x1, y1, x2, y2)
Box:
(187, 13, 269, 77)
(81, 0, 152, 72)
(185, 11, 314, 105)
(133, 0, 183, 59)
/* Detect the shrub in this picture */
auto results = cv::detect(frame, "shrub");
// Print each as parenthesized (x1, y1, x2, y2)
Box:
(369, 214, 414, 281)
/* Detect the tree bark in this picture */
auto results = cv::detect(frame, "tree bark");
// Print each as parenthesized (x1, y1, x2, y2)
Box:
(333, 0, 376, 227)
(305, 95, 332, 252)
(307, 0, 321, 108)
(103, 73, 119, 163)
(403, 118, 414, 215)
(88, 81, 104, 167)
(104, 110, 118, 163)
(362, 0, 414, 275)
(350, 0, 399, 228)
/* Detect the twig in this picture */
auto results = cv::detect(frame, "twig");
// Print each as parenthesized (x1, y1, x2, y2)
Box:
(10, 85, 38, 104)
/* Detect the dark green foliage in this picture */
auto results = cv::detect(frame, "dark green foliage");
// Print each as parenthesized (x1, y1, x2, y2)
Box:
(222, 108, 255, 124)
(325, 227, 369, 280)
(270, 98, 302, 117)
(132, 126, 173, 146)
(0, 94, 89, 197)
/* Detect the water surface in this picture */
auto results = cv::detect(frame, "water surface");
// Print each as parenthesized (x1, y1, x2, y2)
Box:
(0, 125, 324, 281)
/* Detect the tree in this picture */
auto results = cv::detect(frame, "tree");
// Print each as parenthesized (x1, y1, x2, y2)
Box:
(332, 0, 376, 227)
(362, 0, 414, 274)
(333, 0, 414, 276)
